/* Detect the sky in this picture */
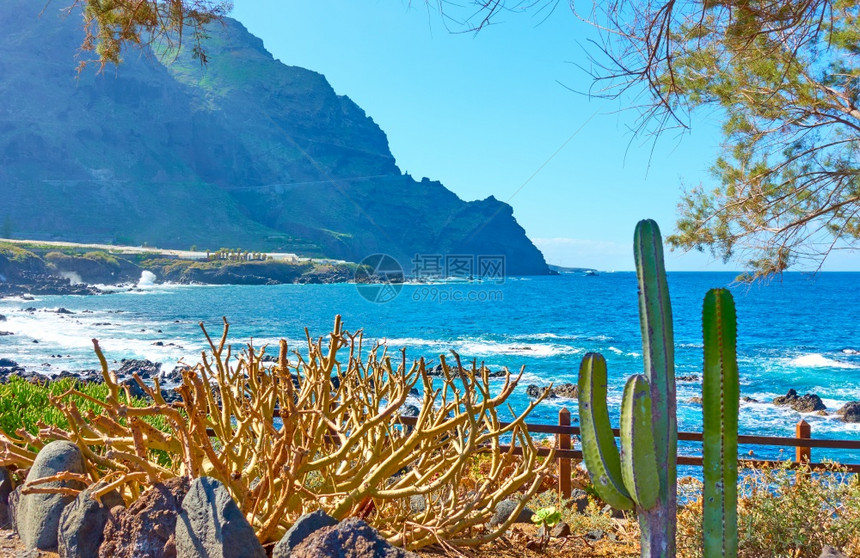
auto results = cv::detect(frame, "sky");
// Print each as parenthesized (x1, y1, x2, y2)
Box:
(229, 1, 859, 272)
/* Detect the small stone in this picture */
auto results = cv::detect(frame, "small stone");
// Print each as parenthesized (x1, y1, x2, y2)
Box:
(272, 510, 338, 558)
(568, 488, 588, 514)
(487, 499, 533, 527)
(175, 477, 265, 558)
(550, 521, 571, 538)
(585, 529, 604, 541)
(819, 546, 848, 558)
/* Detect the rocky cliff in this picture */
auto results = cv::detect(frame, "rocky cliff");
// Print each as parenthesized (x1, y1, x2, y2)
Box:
(0, 2, 548, 275)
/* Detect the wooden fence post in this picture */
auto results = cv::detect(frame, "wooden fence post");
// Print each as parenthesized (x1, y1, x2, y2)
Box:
(558, 408, 571, 500)
(795, 419, 811, 464)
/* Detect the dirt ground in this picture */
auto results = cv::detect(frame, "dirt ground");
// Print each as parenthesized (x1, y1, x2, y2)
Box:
(0, 525, 638, 558)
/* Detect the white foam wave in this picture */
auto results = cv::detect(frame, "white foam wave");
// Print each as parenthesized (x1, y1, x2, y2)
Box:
(377, 337, 581, 358)
(785, 353, 859, 369)
(137, 270, 157, 287)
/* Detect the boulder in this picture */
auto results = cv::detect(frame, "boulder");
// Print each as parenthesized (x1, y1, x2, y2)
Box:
(175, 477, 265, 558)
(290, 518, 419, 558)
(16, 440, 86, 551)
(8, 486, 21, 532)
(0, 466, 13, 528)
(836, 401, 860, 423)
(487, 499, 534, 527)
(99, 477, 190, 558)
(0, 358, 17, 367)
(773, 389, 826, 413)
(116, 359, 161, 380)
(676, 375, 699, 382)
(272, 510, 338, 558)
(58, 481, 125, 558)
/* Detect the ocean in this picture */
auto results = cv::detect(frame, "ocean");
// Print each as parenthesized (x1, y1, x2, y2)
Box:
(1, 271, 858, 468)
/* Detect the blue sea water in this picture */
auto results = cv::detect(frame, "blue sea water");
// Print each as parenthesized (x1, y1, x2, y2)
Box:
(1, 272, 859, 468)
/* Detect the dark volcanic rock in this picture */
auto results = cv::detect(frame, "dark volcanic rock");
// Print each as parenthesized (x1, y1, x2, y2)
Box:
(99, 477, 190, 558)
(16, 440, 86, 551)
(290, 518, 419, 558)
(58, 481, 125, 558)
(488, 499, 534, 527)
(117, 359, 161, 379)
(836, 402, 860, 423)
(552, 383, 578, 399)
(526, 384, 577, 399)
(272, 510, 338, 558)
(0, 466, 13, 528)
(773, 389, 826, 413)
(0, 358, 17, 368)
(175, 477, 264, 558)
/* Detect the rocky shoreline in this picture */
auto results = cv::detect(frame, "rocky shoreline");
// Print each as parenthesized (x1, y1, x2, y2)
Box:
(0, 243, 360, 300)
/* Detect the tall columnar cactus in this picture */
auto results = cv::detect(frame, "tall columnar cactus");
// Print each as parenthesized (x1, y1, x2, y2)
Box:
(578, 219, 677, 558)
(702, 289, 739, 558)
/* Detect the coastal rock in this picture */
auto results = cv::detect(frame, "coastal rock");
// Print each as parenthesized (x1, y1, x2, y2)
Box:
(0, 467, 13, 528)
(99, 477, 190, 558)
(175, 477, 265, 558)
(742, 396, 759, 403)
(0, 358, 17, 368)
(677, 375, 700, 382)
(117, 359, 161, 380)
(289, 518, 419, 558)
(16, 440, 86, 551)
(526, 385, 553, 399)
(552, 383, 578, 399)
(836, 402, 860, 423)
(687, 397, 703, 405)
(525, 384, 578, 399)
(0, 314, 5, 321)
(427, 364, 505, 378)
(488, 499, 533, 527)
(272, 510, 338, 558)
(773, 389, 826, 413)
(57, 481, 125, 558)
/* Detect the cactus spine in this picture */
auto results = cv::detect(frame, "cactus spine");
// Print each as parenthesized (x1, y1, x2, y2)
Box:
(702, 289, 739, 558)
(577, 219, 677, 558)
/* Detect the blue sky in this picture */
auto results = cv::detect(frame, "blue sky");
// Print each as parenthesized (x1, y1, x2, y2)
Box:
(230, 1, 858, 272)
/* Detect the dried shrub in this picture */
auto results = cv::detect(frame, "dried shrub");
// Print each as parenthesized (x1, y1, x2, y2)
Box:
(677, 462, 860, 558)
(0, 316, 552, 549)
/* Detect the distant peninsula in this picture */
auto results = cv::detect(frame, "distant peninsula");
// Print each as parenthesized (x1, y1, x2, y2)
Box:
(0, 241, 355, 298)
(0, 1, 548, 276)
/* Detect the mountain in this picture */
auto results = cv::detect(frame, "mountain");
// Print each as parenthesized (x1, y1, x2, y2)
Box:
(0, 2, 549, 275)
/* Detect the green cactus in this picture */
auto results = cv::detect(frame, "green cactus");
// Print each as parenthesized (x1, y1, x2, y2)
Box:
(702, 289, 739, 558)
(577, 219, 677, 558)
